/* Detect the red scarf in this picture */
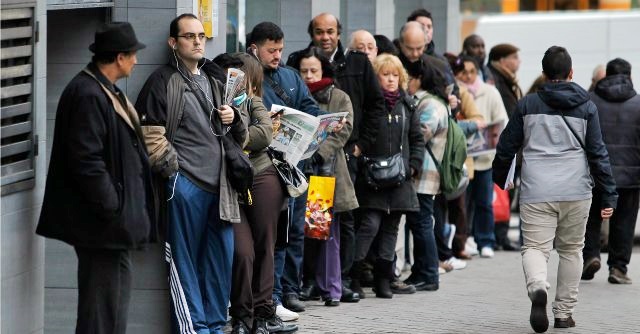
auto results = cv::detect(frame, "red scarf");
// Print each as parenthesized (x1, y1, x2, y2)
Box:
(306, 77, 333, 93)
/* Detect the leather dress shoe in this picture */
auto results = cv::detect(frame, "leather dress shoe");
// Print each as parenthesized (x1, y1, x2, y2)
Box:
(581, 257, 601, 280)
(410, 280, 439, 291)
(282, 295, 305, 312)
(339, 286, 360, 302)
(257, 315, 298, 334)
(299, 283, 320, 301)
(323, 297, 340, 306)
(554, 316, 575, 328)
(529, 288, 548, 333)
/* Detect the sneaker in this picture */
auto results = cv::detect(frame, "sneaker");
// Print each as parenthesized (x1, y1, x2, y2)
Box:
(529, 288, 549, 333)
(275, 304, 299, 322)
(581, 257, 601, 280)
(444, 257, 467, 270)
(608, 267, 632, 284)
(230, 318, 251, 334)
(438, 266, 446, 274)
(480, 247, 494, 258)
(390, 279, 416, 294)
(261, 314, 298, 333)
(465, 244, 479, 256)
(439, 261, 454, 272)
(445, 223, 456, 250)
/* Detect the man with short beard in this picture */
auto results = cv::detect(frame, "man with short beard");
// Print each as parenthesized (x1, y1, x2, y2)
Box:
(286, 13, 385, 303)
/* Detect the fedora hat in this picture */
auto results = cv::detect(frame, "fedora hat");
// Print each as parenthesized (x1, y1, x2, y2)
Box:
(89, 22, 146, 53)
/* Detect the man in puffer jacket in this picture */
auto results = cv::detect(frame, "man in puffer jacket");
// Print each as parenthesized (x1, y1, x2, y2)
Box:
(493, 46, 617, 333)
(582, 58, 640, 285)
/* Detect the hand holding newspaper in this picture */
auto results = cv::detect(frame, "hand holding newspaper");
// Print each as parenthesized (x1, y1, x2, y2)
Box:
(269, 104, 347, 166)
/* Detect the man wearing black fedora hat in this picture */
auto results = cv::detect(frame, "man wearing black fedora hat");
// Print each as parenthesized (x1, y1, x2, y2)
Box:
(37, 22, 153, 333)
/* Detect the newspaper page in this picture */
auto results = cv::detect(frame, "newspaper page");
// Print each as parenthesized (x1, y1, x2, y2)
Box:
(300, 112, 348, 161)
(466, 120, 506, 157)
(224, 68, 245, 105)
(270, 104, 320, 166)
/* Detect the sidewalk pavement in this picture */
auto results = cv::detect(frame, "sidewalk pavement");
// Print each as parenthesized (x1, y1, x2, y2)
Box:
(289, 246, 640, 333)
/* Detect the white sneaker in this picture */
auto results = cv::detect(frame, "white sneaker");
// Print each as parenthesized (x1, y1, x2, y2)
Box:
(464, 244, 479, 256)
(480, 247, 495, 258)
(445, 257, 467, 270)
(438, 266, 446, 274)
(276, 304, 299, 322)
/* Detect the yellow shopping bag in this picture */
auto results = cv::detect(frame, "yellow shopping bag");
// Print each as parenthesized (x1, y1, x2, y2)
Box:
(304, 175, 336, 240)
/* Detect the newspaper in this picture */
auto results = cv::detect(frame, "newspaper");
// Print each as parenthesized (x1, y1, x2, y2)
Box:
(224, 68, 245, 106)
(466, 120, 506, 157)
(269, 104, 347, 166)
(505, 154, 516, 189)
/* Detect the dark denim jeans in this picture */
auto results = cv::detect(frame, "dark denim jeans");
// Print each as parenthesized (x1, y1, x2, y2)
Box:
(467, 169, 496, 249)
(405, 193, 439, 285)
(584, 188, 639, 273)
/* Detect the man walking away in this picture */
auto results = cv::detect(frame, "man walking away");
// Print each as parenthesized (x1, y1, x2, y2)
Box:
(582, 58, 640, 285)
(493, 46, 617, 333)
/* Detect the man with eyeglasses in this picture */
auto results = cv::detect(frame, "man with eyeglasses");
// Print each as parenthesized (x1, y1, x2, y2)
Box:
(348, 30, 378, 64)
(135, 13, 246, 334)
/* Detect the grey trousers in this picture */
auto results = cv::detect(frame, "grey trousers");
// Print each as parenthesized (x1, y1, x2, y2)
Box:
(520, 199, 591, 318)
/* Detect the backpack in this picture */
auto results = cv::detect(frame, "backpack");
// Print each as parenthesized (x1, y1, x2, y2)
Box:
(422, 95, 469, 199)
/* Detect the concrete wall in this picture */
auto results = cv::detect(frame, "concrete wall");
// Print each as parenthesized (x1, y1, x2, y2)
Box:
(1, 1, 47, 333)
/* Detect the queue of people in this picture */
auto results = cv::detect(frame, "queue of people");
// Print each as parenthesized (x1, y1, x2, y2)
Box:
(36, 7, 638, 334)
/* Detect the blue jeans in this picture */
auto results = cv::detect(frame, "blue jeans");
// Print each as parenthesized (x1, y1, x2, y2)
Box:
(166, 173, 234, 334)
(405, 194, 439, 285)
(273, 189, 307, 304)
(467, 169, 496, 249)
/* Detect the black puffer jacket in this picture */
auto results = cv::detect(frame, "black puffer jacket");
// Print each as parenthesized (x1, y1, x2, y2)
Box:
(287, 42, 385, 154)
(591, 74, 640, 188)
(355, 95, 424, 213)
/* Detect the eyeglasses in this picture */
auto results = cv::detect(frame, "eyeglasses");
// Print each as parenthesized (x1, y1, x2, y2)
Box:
(177, 33, 207, 41)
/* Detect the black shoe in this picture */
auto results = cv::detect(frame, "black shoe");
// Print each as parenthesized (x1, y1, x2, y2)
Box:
(282, 295, 305, 312)
(410, 280, 439, 291)
(373, 278, 393, 299)
(500, 242, 520, 251)
(230, 318, 251, 334)
(361, 268, 375, 287)
(529, 288, 549, 333)
(257, 315, 298, 334)
(323, 297, 340, 306)
(340, 286, 360, 302)
(581, 257, 601, 280)
(299, 283, 320, 301)
(390, 279, 416, 294)
(554, 316, 575, 328)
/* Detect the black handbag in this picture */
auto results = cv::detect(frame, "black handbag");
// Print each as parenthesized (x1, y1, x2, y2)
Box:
(363, 106, 406, 190)
(268, 148, 309, 198)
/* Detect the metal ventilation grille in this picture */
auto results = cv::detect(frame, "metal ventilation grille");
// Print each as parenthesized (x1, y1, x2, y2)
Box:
(1, 7, 36, 195)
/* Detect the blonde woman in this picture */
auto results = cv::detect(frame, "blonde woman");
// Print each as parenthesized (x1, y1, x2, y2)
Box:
(351, 54, 425, 298)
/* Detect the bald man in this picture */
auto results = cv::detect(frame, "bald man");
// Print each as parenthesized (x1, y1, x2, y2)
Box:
(287, 12, 385, 304)
(398, 21, 427, 63)
(461, 34, 494, 84)
(349, 29, 378, 63)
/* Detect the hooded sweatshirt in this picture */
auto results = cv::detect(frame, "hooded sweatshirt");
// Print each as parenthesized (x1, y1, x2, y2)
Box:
(591, 75, 640, 188)
(493, 81, 617, 209)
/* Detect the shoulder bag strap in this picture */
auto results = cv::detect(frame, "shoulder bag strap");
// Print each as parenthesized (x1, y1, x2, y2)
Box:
(560, 113, 586, 151)
(264, 74, 293, 107)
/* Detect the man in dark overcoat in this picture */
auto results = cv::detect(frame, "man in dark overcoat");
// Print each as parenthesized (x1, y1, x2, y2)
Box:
(36, 22, 152, 334)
